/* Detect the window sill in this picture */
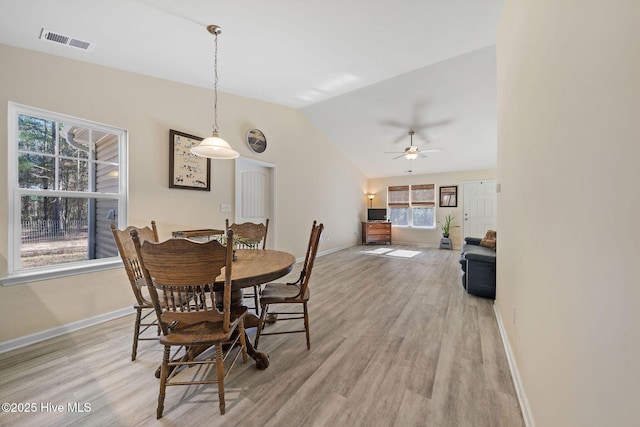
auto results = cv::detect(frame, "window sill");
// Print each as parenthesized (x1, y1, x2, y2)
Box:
(0, 258, 123, 286)
(391, 225, 436, 230)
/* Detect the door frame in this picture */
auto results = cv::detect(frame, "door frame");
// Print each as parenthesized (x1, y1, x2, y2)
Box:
(462, 179, 497, 239)
(234, 157, 277, 248)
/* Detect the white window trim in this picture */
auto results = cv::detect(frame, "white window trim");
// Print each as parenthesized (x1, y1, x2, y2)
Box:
(411, 206, 437, 229)
(388, 184, 437, 229)
(2, 102, 128, 285)
(388, 211, 437, 229)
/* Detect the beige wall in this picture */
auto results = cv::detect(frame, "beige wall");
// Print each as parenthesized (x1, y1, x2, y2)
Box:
(0, 44, 366, 342)
(497, 2, 640, 426)
(368, 169, 496, 248)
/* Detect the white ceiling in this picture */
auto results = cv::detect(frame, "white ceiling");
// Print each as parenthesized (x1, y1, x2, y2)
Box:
(0, 0, 503, 178)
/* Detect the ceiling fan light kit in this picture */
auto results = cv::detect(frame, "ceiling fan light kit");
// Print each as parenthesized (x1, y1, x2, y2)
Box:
(385, 130, 441, 161)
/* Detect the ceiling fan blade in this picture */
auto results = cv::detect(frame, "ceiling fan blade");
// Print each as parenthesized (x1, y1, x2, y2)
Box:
(381, 118, 452, 130)
(421, 148, 443, 153)
(413, 131, 430, 143)
(380, 119, 408, 128)
(384, 151, 405, 154)
(391, 133, 406, 144)
(422, 118, 453, 129)
(392, 154, 406, 160)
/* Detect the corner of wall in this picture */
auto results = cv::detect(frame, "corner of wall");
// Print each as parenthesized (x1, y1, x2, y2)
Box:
(493, 303, 535, 427)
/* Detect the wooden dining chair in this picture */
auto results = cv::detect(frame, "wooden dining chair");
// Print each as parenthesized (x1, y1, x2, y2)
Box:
(131, 228, 247, 418)
(254, 221, 323, 351)
(225, 218, 269, 314)
(111, 221, 160, 361)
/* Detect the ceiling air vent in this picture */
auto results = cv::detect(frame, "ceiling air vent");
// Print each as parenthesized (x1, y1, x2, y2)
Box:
(39, 28, 95, 51)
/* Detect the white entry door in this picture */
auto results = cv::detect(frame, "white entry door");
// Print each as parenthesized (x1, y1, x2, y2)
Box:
(235, 157, 276, 248)
(462, 180, 497, 238)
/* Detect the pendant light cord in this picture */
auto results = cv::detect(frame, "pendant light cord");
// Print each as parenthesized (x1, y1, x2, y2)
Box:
(213, 30, 219, 136)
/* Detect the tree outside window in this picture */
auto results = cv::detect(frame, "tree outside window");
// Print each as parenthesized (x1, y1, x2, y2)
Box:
(8, 104, 126, 274)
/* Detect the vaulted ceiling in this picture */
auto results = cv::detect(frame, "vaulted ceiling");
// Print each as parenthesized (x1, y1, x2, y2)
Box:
(0, 0, 503, 178)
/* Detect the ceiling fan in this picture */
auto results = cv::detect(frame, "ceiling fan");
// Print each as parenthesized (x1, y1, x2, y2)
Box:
(385, 130, 442, 160)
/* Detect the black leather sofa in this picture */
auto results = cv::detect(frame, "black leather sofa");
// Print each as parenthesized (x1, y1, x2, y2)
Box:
(459, 237, 496, 299)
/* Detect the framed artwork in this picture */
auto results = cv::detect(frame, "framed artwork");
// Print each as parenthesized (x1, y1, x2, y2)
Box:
(439, 185, 458, 207)
(169, 129, 211, 191)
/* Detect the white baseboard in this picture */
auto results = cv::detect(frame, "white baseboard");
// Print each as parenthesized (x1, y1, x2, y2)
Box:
(0, 307, 132, 355)
(305, 242, 355, 262)
(494, 304, 535, 427)
(0, 241, 446, 355)
(390, 240, 461, 250)
(0, 245, 352, 354)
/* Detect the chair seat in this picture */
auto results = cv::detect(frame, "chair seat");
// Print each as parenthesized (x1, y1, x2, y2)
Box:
(254, 221, 323, 352)
(260, 283, 309, 303)
(160, 309, 246, 346)
(133, 301, 154, 310)
(111, 221, 161, 361)
(134, 292, 167, 310)
(132, 228, 248, 418)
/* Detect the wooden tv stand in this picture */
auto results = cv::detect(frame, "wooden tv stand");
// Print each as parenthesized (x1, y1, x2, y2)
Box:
(362, 221, 392, 245)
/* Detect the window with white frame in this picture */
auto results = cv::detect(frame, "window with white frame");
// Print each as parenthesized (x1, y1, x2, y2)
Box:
(6, 103, 127, 277)
(388, 184, 435, 228)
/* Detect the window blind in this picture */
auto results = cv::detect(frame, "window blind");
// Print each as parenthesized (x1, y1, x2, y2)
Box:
(411, 184, 435, 207)
(388, 185, 410, 207)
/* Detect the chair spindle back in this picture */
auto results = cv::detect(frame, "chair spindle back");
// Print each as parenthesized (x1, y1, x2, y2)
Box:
(131, 229, 235, 334)
(111, 221, 159, 305)
(225, 219, 269, 249)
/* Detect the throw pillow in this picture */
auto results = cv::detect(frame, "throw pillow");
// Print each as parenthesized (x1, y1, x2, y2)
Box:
(479, 238, 496, 249)
(480, 230, 497, 249)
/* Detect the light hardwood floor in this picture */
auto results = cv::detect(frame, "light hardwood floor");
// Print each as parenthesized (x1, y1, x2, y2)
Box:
(0, 245, 523, 427)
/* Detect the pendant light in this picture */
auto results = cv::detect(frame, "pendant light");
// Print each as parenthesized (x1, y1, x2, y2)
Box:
(191, 25, 239, 159)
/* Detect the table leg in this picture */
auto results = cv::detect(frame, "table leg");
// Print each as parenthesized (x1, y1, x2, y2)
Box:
(245, 333, 269, 369)
(229, 290, 270, 370)
(265, 313, 278, 324)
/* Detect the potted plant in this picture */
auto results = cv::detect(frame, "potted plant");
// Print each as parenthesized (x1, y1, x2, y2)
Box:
(438, 213, 459, 238)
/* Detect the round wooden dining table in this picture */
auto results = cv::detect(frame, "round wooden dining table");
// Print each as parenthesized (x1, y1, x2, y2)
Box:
(213, 249, 296, 369)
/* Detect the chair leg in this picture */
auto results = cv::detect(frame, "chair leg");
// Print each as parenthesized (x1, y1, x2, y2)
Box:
(216, 345, 225, 415)
(254, 303, 269, 349)
(132, 308, 142, 361)
(157, 346, 170, 419)
(303, 302, 310, 350)
(239, 319, 248, 363)
(253, 285, 260, 315)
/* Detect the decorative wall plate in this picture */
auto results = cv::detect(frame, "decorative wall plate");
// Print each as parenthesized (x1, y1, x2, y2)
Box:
(247, 128, 267, 153)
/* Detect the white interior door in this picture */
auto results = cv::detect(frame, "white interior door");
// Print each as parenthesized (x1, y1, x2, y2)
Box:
(462, 180, 497, 238)
(235, 157, 276, 248)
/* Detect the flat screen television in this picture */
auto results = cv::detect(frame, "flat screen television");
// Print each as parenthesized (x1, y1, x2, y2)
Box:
(367, 208, 387, 221)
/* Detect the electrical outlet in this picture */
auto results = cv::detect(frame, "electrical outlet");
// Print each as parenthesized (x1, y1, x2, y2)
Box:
(220, 203, 231, 212)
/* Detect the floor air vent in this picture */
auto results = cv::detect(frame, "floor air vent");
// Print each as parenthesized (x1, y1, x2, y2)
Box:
(39, 28, 95, 51)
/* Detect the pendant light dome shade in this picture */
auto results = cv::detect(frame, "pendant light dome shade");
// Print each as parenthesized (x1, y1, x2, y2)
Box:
(191, 131, 239, 159)
(190, 24, 239, 160)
